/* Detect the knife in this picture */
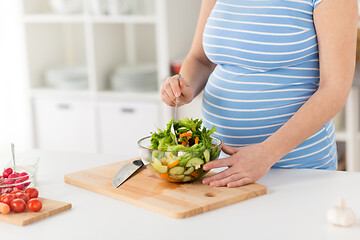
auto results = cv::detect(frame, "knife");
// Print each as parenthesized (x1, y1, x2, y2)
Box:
(112, 159, 144, 188)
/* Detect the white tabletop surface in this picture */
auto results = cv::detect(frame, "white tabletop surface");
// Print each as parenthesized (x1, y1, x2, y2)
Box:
(1, 150, 360, 240)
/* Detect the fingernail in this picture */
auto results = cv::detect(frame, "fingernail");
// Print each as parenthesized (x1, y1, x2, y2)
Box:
(210, 182, 216, 187)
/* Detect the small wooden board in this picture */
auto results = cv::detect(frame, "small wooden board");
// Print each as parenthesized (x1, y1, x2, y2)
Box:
(0, 198, 72, 226)
(64, 159, 266, 218)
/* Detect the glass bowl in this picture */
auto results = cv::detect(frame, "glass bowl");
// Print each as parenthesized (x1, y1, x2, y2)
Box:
(138, 136, 222, 183)
(0, 157, 39, 194)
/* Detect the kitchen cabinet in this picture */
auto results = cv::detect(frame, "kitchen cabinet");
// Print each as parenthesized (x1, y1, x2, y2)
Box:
(332, 63, 360, 172)
(33, 98, 97, 153)
(332, 27, 360, 171)
(33, 98, 160, 155)
(21, 0, 202, 154)
(98, 101, 159, 155)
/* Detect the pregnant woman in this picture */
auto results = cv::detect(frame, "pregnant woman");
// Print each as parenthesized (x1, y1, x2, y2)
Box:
(160, 0, 357, 187)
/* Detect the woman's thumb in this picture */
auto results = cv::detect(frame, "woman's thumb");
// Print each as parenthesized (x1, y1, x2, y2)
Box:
(221, 143, 237, 155)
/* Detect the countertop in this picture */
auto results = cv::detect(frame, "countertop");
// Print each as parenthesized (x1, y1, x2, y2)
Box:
(1, 150, 360, 240)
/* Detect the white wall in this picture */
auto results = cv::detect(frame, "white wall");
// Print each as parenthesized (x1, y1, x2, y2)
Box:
(0, 1, 31, 159)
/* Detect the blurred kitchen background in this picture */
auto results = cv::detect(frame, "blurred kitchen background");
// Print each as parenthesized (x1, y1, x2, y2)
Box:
(0, 0, 360, 172)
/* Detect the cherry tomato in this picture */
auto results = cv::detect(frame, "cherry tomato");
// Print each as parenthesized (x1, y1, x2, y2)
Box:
(27, 198, 42, 212)
(15, 192, 29, 203)
(8, 173, 19, 179)
(3, 178, 14, 185)
(10, 199, 26, 213)
(2, 168, 13, 178)
(0, 193, 15, 206)
(25, 188, 39, 199)
(19, 172, 29, 182)
(1, 187, 13, 194)
(10, 189, 23, 195)
(14, 180, 25, 190)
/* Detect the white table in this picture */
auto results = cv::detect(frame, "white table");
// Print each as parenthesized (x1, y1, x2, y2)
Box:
(1, 150, 360, 240)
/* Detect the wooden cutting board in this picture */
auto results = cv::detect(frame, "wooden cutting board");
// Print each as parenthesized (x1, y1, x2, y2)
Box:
(0, 198, 72, 226)
(64, 159, 266, 218)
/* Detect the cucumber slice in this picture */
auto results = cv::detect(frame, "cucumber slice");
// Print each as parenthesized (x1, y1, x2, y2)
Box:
(183, 176, 194, 182)
(166, 152, 179, 162)
(186, 158, 204, 168)
(203, 150, 210, 163)
(152, 158, 161, 166)
(166, 157, 178, 166)
(169, 174, 185, 180)
(151, 163, 168, 174)
(169, 166, 185, 175)
(183, 166, 194, 175)
(177, 127, 188, 132)
(151, 158, 168, 174)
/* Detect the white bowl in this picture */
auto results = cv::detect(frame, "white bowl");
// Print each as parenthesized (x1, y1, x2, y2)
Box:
(49, 0, 82, 14)
(44, 66, 88, 90)
(109, 64, 157, 92)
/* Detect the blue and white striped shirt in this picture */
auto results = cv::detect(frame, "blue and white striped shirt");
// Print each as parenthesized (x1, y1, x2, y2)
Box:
(202, 0, 337, 169)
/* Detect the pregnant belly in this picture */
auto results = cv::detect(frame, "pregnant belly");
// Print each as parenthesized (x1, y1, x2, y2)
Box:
(201, 66, 318, 146)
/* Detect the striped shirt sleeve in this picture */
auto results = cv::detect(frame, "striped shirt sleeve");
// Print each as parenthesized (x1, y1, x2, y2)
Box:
(313, 0, 323, 8)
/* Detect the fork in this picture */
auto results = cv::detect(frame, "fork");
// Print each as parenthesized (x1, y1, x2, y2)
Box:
(171, 74, 181, 144)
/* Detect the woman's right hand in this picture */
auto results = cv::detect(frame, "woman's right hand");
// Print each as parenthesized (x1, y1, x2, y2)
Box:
(160, 74, 194, 107)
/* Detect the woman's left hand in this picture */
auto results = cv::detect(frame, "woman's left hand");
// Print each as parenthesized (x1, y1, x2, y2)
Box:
(202, 143, 276, 188)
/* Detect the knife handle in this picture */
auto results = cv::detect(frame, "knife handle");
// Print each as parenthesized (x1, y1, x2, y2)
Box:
(133, 160, 144, 167)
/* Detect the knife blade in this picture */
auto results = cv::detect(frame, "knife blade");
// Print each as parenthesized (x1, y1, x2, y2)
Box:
(112, 159, 144, 188)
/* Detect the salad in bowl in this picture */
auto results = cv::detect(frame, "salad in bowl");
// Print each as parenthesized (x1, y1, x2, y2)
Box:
(138, 118, 222, 183)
